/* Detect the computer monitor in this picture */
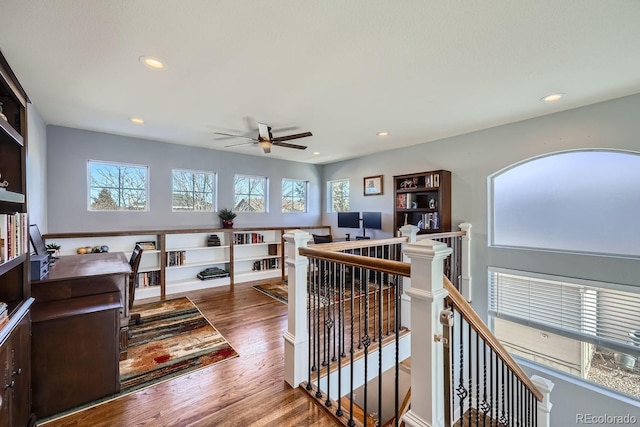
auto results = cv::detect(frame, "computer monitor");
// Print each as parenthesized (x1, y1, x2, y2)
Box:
(362, 212, 382, 230)
(29, 224, 48, 256)
(337, 211, 360, 228)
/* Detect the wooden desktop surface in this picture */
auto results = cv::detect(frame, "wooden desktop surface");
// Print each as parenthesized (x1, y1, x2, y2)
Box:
(35, 251, 131, 282)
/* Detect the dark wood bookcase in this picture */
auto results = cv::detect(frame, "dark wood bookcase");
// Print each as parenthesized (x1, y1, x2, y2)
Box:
(0, 49, 35, 427)
(393, 170, 451, 235)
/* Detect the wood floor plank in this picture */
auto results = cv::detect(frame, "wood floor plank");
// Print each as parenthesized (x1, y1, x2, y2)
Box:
(39, 279, 340, 427)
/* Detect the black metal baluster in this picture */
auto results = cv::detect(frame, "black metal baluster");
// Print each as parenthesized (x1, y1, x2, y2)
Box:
(331, 262, 337, 363)
(457, 314, 466, 427)
(307, 259, 314, 391)
(480, 340, 489, 427)
(348, 268, 356, 427)
(315, 259, 322, 398)
(377, 263, 384, 427)
(363, 267, 371, 427)
(394, 279, 401, 427)
(468, 321, 472, 424)
(499, 360, 507, 426)
(475, 330, 480, 427)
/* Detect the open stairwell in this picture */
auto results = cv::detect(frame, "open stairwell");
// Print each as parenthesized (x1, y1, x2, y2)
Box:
(283, 226, 554, 427)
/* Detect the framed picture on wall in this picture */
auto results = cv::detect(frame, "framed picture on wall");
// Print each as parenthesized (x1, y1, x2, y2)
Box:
(363, 175, 383, 196)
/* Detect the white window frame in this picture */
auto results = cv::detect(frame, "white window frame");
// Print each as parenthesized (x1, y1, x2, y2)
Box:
(88, 160, 149, 212)
(171, 169, 217, 212)
(282, 178, 308, 213)
(328, 179, 350, 213)
(234, 174, 268, 213)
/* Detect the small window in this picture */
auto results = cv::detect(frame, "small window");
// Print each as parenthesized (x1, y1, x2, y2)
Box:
(88, 161, 148, 211)
(328, 179, 350, 212)
(172, 169, 216, 212)
(234, 174, 268, 212)
(282, 179, 308, 213)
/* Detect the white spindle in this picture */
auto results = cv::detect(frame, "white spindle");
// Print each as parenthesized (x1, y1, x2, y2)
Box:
(459, 222, 472, 301)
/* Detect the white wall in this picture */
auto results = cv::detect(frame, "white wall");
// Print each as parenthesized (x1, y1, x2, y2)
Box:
(323, 92, 640, 423)
(26, 104, 47, 231)
(46, 126, 324, 233)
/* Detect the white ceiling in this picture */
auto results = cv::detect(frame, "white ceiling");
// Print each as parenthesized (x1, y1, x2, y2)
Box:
(1, 1, 639, 164)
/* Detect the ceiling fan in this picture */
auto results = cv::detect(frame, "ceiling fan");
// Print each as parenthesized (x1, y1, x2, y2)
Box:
(214, 123, 312, 154)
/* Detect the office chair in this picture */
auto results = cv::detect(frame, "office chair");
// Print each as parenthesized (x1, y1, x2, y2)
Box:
(128, 244, 144, 325)
(312, 234, 333, 244)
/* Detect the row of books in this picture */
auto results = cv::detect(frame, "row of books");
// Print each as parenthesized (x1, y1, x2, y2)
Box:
(396, 193, 417, 209)
(166, 250, 187, 266)
(0, 301, 7, 328)
(233, 232, 264, 245)
(0, 213, 29, 263)
(417, 212, 440, 230)
(252, 258, 281, 271)
(136, 270, 160, 287)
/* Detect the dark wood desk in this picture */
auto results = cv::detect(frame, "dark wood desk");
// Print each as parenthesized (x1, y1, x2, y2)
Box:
(31, 252, 131, 419)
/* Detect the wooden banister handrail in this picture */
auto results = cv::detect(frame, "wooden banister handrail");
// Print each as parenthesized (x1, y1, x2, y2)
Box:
(443, 276, 543, 402)
(415, 230, 465, 240)
(299, 246, 411, 277)
(311, 237, 408, 252)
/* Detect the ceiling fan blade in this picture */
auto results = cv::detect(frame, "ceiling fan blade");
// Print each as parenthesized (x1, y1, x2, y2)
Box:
(214, 132, 256, 141)
(271, 132, 313, 142)
(271, 126, 299, 134)
(224, 141, 257, 148)
(272, 141, 307, 150)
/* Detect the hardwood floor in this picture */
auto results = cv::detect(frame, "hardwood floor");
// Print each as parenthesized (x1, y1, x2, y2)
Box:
(39, 279, 339, 427)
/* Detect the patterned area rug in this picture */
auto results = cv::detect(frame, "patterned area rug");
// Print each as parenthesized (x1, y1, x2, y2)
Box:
(121, 297, 239, 392)
(252, 280, 392, 305)
(252, 281, 288, 304)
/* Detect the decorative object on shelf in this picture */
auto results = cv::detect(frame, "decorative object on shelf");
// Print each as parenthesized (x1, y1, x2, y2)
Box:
(400, 177, 418, 189)
(0, 100, 7, 121)
(218, 208, 237, 228)
(45, 243, 61, 258)
(0, 172, 8, 190)
(428, 198, 436, 209)
(363, 175, 383, 196)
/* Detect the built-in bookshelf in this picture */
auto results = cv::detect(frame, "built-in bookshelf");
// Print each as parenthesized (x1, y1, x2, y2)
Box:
(43, 226, 331, 300)
(164, 231, 231, 295)
(233, 229, 282, 281)
(0, 49, 34, 426)
(393, 170, 451, 234)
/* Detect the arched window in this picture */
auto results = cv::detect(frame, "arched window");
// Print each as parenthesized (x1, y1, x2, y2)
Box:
(489, 150, 640, 258)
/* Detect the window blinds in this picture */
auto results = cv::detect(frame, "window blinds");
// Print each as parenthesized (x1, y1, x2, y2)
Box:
(488, 267, 640, 354)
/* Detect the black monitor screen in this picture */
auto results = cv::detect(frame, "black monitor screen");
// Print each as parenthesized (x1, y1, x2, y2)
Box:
(362, 212, 382, 230)
(29, 224, 48, 256)
(337, 212, 360, 228)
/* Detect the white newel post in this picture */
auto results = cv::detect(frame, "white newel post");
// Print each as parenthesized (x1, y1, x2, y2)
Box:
(402, 240, 452, 427)
(458, 222, 472, 302)
(531, 375, 554, 427)
(283, 230, 311, 387)
(400, 225, 419, 328)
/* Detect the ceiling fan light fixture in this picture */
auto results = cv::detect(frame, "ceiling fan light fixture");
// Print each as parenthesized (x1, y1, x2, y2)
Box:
(259, 140, 272, 153)
(139, 55, 167, 70)
(377, 131, 389, 136)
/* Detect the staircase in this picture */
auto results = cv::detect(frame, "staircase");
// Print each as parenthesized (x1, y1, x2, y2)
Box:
(283, 225, 554, 427)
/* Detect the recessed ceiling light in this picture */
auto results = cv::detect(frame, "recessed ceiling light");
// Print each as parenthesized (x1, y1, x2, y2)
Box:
(129, 117, 144, 124)
(377, 131, 389, 136)
(312, 151, 320, 155)
(541, 93, 564, 103)
(139, 56, 166, 70)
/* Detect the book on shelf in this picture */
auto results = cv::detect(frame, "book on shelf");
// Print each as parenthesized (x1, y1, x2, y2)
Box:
(197, 267, 229, 281)
(166, 250, 186, 266)
(0, 212, 28, 263)
(136, 241, 157, 250)
(207, 234, 221, 247)
(233, 232, 264, 245)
